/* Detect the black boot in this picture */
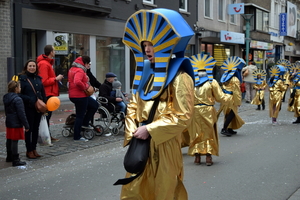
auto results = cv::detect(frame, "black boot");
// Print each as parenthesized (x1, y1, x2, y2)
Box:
(256, 105, 261, 110)
(292, 117, 300, 124)
(262, 103, 265, 110)
(228, 128, 237, 134)
(221, 129, 232, 137)
(6, 151, 12, 162)
(12, 154, 26, 167)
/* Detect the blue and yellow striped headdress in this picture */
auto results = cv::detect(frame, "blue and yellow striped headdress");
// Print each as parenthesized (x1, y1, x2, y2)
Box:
(268, 65, 285, 87)
(276, 59, 291, 67)
(123, 8, 194, 100)
(288, 63, 300, 73)
(253, 69, 267, 83)
(189, 53, 216, 86)
(220, 56, 245, 83)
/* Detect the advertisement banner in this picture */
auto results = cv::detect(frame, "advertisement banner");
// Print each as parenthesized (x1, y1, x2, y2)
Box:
(228, 3, 244, 15)
(287, 1, 297, 38)
(220, 31, 244, 44)
(279, 13, 287, 36)
(54, 33, 69, 55)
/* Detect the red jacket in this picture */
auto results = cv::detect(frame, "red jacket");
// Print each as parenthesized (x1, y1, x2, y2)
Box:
(37, 54, 59, 97)
(68, 57, 90, 98)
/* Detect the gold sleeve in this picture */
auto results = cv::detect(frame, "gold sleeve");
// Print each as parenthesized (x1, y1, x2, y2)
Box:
(211, 79, 232, 104)
(146, 72, 194, 146)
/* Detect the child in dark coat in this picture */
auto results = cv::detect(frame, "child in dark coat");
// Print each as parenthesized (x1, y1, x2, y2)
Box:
(3, 80, 29, 166)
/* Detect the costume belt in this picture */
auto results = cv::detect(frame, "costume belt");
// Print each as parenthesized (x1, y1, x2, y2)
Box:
(196, 104, 213, 106)
(294, 86, 300, 90)
(222, 89, 233, 95)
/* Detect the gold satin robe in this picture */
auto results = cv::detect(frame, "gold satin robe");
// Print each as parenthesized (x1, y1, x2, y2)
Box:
(281, 72, 290, 100)
(121, 72, 194, 200)
(219, 76, 245, 129)
(251, 80, 267, 105)
(269, 79, 288, 118)
(287, 76, 295, 112)
(293, 81, 300, 117)
(187, 80, 232, 157)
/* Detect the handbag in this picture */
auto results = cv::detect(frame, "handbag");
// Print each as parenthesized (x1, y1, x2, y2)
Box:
(27, 78, 48, 113)
(114, 94, 161, 186)
(38, 115, 52, 146)
(84, 85, 95, 96)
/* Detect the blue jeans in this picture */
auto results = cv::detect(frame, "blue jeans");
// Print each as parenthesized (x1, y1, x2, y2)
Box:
(115, 101, 127, 113)
(70, 97, 98, 140)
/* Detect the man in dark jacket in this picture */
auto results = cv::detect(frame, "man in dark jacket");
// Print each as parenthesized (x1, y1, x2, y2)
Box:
(99, 72, 123, 105)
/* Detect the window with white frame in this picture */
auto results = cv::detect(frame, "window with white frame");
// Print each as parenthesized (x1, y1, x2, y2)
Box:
(274, 2, 279, 29)
(143, 0, 154, 4)
(204, 0, 213, 18)
(256, 9, 269, 32)
(230, 0, 236, 23)
(218, 0, 225, 21)
(179, 0, 188, 12)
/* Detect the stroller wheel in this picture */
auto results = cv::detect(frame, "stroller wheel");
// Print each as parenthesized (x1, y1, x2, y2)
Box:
(83, 129, 95, 140)
(62, 129, 70, 137)
(94, 125, 104, 136)
(112, 127, 119, 135)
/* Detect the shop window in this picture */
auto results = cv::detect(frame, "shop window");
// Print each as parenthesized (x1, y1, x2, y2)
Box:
(54, 34, 90, 93)
(96, 37, 125, 86)
(230, 0, 236, 24)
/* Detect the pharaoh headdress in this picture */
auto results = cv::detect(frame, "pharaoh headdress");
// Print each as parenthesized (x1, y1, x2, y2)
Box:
(220, 56, 245, 83)
(268, 65, 286, 87)
(252, 69, 267, 84)
(189, 53, 216, 86)
(288, 63, 300, 74)
(277, 59, 291, 73)
(123, 8, 194, 100)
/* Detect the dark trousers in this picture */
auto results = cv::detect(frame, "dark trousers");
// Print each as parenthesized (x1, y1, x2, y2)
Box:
(6, 139, 18, 155)
(25, 108, 42, 152)
(46, 96, 53, 137)
(223, 109, 235, 130)
(70, 97, 98, 140)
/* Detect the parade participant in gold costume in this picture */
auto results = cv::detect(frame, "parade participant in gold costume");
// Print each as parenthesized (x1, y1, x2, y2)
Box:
(218, 57, 245, 136)
(277, 59, 291, 102)
(251, 69, 267, 110)
(289, 68, 300, 124)
(287, 63, 299, 112)
(268, 65, 288, 125)
(187, 54, 232, 166)
(116, 9, 195, 200)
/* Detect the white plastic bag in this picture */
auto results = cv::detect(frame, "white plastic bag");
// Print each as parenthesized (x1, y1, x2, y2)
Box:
(38, 115, 52, 146)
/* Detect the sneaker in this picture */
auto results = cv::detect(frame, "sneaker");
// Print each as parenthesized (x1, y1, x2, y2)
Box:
(104, 133, 112, 137)
(245, 101, 250, 103)
(74, 137, 88, 142)
(51, 137, 60, 142)
(81, 125, 94, 130)
(272, 121, 280, 126)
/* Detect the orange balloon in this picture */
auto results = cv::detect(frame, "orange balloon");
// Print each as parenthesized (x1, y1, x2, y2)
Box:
(46, 97, 61, 111)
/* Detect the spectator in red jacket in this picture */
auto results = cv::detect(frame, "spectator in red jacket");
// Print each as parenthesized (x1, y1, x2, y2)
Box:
(37, 45, 63, 142)
(68, 56, 98, 142)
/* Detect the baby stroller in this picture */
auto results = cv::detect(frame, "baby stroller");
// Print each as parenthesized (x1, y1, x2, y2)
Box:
(61, 113, 104, 140)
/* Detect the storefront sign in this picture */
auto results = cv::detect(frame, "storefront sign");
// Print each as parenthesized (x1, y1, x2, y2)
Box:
(220, 31, 244, 44)
(228, 3, 244, 15)
(54, 33, 69, 55)
(250, 40, 273, 50)
(279, 13, 287, 36)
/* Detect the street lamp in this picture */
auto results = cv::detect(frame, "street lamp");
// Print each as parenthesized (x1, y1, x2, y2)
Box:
(241, 14, 253, 65)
